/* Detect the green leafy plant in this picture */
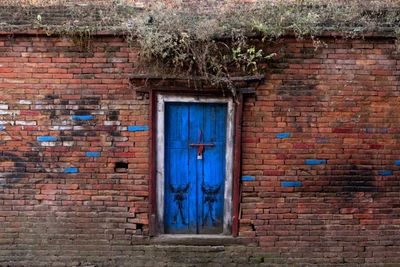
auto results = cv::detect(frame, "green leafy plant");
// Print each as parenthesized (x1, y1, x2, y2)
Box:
(232, 46, 264, 73)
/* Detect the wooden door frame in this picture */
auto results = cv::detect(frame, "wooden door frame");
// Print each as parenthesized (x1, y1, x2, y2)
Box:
(148, 89, 243, 237)
(154, 94, 235, 235)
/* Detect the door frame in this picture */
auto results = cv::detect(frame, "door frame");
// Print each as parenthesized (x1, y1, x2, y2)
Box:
(155, 94, 235, 235)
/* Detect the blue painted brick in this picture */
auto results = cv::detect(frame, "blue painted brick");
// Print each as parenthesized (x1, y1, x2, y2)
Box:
(395, 160, 400, 166)
(379, 170, 392, 176)
(316, 138, 328, 144)
(72, 115, 93, 121)
(0, 126, 3, 130)
(128, 126, 149, 132)
(37, 136, 57, 142)
(64, 168, 78, 173)
(86, 152, 100, 157)
(282, 181, 302, 187)
(305, 159, 326, 165)
(241, 176, 256, 181)
(366, 128, 388, 134)
(276, 132, 290, 139)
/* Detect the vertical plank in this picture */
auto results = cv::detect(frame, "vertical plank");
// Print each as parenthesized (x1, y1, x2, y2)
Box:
(199, 103, 226, 234)
(190, 104, 203, 234)
(164, 103, 195, 234)
(149, 91, 156, 236)
(232, 93, 243, 237)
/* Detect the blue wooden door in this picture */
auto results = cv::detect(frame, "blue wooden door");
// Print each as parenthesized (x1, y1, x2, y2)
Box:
(164, 102, 227, 234)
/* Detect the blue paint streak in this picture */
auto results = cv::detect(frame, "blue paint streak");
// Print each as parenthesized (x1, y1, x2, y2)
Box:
(86, 152, 100, 157)
(282, 181, 302, 187)
(128, 126, 149, 132)
(64, 168, 78, 173)
(37, 136, 57, 142)
(366, 128, 388, 134)
(395, 160, 400, 166)
(379, 170, 392, 176)
(241, 176, 256, 181)
(72, 115, 93, 121)
(0, 126, 3, 130)
(276, 133, 290, 139)
(305, 159, 326, 165)
(316, 138, 328, 144)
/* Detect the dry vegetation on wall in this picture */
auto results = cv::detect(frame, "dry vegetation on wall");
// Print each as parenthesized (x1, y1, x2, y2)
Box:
(1, 0, 400, 84)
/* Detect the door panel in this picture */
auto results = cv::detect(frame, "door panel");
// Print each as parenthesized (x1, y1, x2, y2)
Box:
(164, 104, 195, 233)
(164, 102, 227, 234)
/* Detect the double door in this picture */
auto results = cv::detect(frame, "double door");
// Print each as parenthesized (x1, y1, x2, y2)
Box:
(164, 102, 227, 234)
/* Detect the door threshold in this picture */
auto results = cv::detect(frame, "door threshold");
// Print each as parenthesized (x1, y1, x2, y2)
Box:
(149, 235, 256, 246)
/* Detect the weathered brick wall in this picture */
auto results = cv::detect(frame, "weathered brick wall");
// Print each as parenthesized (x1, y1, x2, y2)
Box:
(1, 33, 400, 266)
(0, 35, 151, 265)
(240, 37, 400, 265)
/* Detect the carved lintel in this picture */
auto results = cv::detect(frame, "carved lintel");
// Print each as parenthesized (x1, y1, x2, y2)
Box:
(130, 74, 265, 95)
(129, 74, 264, 83)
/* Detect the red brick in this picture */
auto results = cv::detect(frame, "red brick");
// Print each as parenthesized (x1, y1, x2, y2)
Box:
(242, 138, 260, 143)
(277, 154, 296, 159)
(293, 144, 314, 149)
(369, 144, 384, 149)
(23, 126, 39, 131)
(45, 147, 68, 152)
(332, 128, 353, 133)
(20, 110, 41, 115)
(263, 170, 284, 176)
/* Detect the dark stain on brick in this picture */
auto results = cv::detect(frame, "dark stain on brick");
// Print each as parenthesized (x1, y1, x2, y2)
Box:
(80, 97, 101, 105)
(324, 165, 378, 193)
(277, 82, 316, 97)
(76, 74, 94, 79)
(73, 110, 92, 116)
(108, 110, 119, 121)
(58, 110, 69, 116)
(0, 152, 26, 187)
(58, 134, 73, 141)
(109, 131, 121, 137)
(49, 110, 56, 119)
(45, 94, 59, 100)
(71, 131, 96, 136)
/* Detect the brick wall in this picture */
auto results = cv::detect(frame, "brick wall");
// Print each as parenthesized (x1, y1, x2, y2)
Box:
(1, 33, 400, 266)
(240, 37, 400, 265)
(0, 35, 151, 265)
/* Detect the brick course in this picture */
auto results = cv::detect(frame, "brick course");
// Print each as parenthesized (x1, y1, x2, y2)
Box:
(1, 33, 400, 266)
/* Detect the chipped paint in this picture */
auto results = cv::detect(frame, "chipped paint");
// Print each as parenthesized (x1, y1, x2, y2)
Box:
(305, 159, 326, 165)
(128, 126, 149, 132)
(64, 168, 78, 173)
(241, 176, 256, 181)
(37, 136, 57, 142)
(379, 170, 392, 176)
(281, 181, 302, 187)
(72, 115, 93, 121)
(366, 128, 388, 134)
(86, 152, 100, 157)
(276, 133, 291, 139)
(316, 138, 328, 144)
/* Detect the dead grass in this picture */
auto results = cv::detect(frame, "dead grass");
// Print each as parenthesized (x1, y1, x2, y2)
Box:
(1, 0, 399, 87)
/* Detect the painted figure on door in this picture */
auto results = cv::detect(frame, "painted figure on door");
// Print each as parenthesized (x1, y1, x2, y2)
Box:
(169, 182, 190, 225)
(202, 183, 221, 227)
